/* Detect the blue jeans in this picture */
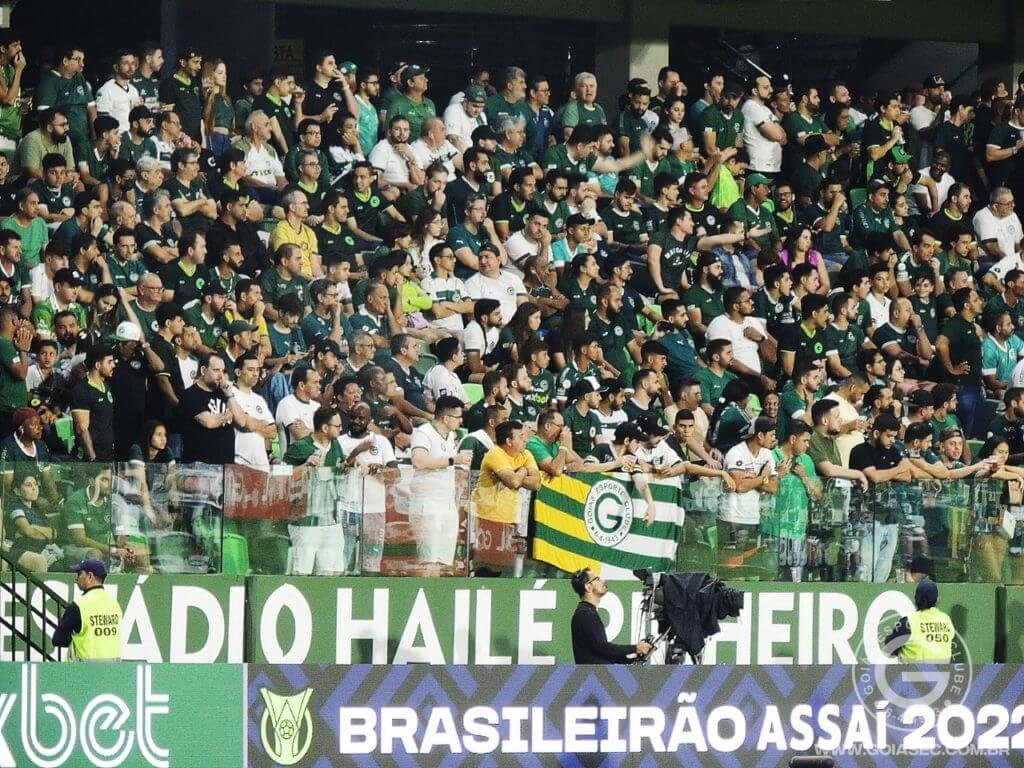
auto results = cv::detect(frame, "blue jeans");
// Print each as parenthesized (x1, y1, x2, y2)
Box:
(956, 385, 986, 439)
(820, 251, 848, 269)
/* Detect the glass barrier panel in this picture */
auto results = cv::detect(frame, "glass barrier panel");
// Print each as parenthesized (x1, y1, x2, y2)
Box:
(2, 461, 111, 576)
(380, 466, 470, 577)
(223, 463, 306, 576)
(468, 469, 531, 577)
(152, 462, 224, 574)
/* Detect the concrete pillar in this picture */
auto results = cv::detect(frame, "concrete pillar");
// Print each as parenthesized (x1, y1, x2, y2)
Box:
(593, 1, 669, 119)
(172, 0, 275, 87)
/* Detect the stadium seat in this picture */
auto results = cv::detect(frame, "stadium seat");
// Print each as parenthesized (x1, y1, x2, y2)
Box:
(464, 383, 485, 404)
(54, 417, 74, 453)
(849, 187, 867, 209)
(415, 352, 438, 375)
(150, 532, 195, 573)
(221, 533, 251, 575)
(251, 534, 291, 575)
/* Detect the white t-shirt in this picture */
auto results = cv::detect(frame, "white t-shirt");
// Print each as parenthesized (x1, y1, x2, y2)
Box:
(243, 142, 284, 185)
(637, 439, 683, 473)
(503, 230, 540, 271)
(275, 394, 319, 451)
(1011, 357, 1024, 389)
(423, 364, 468, 403)
(722, 441, 776, 525)
(95, 79, 141, 133)
(464, 270, 526, 324)
(910, 167, 954, 217)
(368, 139, 411, 185)
(909, 105, 939, 132)
(866, 292, 892, 330)
(410, 138, 459, 176)
(823, 392, 864, 466)
(987, 254, 1024, 284)
(974, 207, 1024, 262)
(233, 386, 273, 469)
(420, 274, 469, 333)
(741, 99, 782, 173)
(410, 422, 458, 496)
(706, 314, 764, 374)
(443, 102, 485, 151)
(462, 321, 499, 357)
(337, 431, 395, 511)
(594, 407, 627, 444)
(29, 264, 54, 303)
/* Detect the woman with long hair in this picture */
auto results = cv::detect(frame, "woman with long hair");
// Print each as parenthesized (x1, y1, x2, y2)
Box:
(202, 58, 235, 157)
(971, 437, 1024, 583)
(5, 473, 57, 573)
(779, 224, 829, 294)
(708, 378, 754, 454)
(498, 302, 542, 364)
(658, 95, 696, 178)
(548, 303, 590, 371)
(409, 208, 445, 277)
(559, 252, 601, 311)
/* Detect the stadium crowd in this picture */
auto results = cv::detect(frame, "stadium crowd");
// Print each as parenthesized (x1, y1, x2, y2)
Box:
(1, 29, 1024, 582)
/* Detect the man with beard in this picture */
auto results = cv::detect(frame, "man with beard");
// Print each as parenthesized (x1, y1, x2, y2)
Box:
(591, 283, 634, 381)
(728, 173, 779, 257)
(35, 45, 95, 147)
(986, 387, 1024, 459)
(807, 399, 869, 486)
(782, 84, 834, 178)
(682, 253, 726, 345)
(464, 368, 509, 432)
(708, 286, 774, 394)
(17, 109, 74, 179)
(338, 400, 398, 573)
(51, 309, 88, 379)
(700, 80, 744, 157)
(160, 48, 204, 142)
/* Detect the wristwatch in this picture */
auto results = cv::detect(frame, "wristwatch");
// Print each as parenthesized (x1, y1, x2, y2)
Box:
(448, 456, 455, 466)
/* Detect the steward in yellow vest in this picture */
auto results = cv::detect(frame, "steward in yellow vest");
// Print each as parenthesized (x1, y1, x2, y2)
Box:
(883, 579, 953, 662)
(52, 558, 122, 661)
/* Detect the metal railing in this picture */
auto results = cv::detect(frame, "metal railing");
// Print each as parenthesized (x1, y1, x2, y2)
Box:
(0, 548, 67, 661)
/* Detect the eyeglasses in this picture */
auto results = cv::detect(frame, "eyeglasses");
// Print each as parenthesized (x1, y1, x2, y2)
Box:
(327, 421, 343, 428)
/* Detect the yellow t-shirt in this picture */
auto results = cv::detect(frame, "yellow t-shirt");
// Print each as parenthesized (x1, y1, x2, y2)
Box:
(269, 220, 318, 278)
(474, 446, 538, 523)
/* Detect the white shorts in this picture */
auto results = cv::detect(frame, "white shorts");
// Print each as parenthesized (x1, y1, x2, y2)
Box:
(408, 499, 459, 565)
(288, 522, 346, 575)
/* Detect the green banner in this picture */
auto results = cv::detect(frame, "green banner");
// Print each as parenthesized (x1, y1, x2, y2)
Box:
(245, 576, 998, 664)
(0, 663, 243, 767)
(0, 574, 245, 663)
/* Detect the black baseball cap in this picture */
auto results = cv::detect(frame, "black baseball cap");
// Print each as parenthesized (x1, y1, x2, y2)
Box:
(614, 422, 647, 443)
(637, 413, 668, 438)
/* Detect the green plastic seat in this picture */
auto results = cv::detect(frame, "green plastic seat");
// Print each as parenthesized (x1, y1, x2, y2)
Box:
(415, 352, 438, 375)
(251, 534, 291, 575)
(54, 417, 75, 452)
(849, 187, 867, 210)
(464, 383, 485, 404)
(221, 533, 250, 575)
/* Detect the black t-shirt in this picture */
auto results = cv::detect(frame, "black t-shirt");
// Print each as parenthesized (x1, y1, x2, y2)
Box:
(849, 441, 902, 475)
(70, 379, 115, 461)
(302, 79, 351, 129)
(206, 219, 267, 280)
(179, 384, 234, 464)
(109, 348, 149, 417)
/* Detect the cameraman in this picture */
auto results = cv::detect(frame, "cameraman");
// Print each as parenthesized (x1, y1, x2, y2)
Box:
(570, 568, 652, 663)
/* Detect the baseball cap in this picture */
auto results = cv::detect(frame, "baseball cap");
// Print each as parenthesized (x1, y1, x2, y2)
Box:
(315, 338, 342, 357)
(915, 578, 939, 609)
(401, 65, 429, 85)
(696, 252, 720, 270)
(569, 376, 608, 400)
(923, 74, 946, 88)
(388, 61, 408, 77)
(803, 133, 829, 156)
(472, 125, 498, 142)
(129, 105, 153, 123)
(179, 47, 202, 61)
(72, 558, 108, 580)
(338, 61, 357, 75)
(202, 282, 227, 298)
(110, 321, 142, 343)
(53, 268, 82, 287)
(614, 422, 648, 443)
(465, 85, 487, 104)
(565, 213, 590, 229)
(890, 146, 912, 164)
(226, 319, 258, 335)
(746, 172, 772, 187)
(637, 413, 668, 438)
